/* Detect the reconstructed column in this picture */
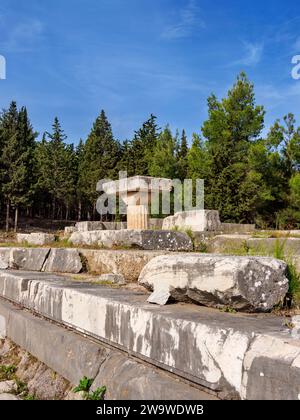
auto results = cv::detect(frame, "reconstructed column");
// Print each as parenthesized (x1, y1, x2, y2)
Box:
(100, 176, 172, 230)
(127, 205, 149, 230)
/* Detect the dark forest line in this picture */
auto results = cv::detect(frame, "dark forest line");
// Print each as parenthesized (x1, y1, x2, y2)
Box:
(1, 72, 300, 231)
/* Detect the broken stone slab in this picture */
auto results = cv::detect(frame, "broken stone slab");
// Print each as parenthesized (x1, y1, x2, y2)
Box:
(10, 248, 50, 271)
(17, 233, 55, 246)
(162, 210, 221, 232)
(97, 273, 126, 285)
(147, 289, 171, 306)
(42, 249, 83, 274)
(69, 230, 193, 252)
(138, 254, 289, 312)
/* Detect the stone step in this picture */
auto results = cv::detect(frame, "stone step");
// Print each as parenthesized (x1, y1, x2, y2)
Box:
(0, 269, 299, 399)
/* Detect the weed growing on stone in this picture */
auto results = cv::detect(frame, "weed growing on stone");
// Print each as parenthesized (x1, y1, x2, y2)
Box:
(220, 307, 237, 314)
(73, 376, 93, 393)
(86, 386, 107, 400)
(196, 241, 208, 253)
(74, 376, 106, 400)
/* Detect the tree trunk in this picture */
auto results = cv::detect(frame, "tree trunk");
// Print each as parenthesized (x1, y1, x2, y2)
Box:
(65, 204, 69, 221)
(78, 201, 82, 221)
(5, 202, 10, 232)
(52, 199, 56, 220)
(14, 206, 19, 233)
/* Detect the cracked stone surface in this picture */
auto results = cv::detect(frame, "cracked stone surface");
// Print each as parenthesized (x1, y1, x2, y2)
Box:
(0, 269, 299, 399)
(138, 254, 289, 312)
(69, 230, 193, 251)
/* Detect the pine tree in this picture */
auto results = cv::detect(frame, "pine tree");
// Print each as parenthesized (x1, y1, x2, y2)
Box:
(266, 114, 300, 227)
(76, 139, 86, 221)
(35, 118, 76, 220)
(148, 126, 178, 179)
(201, 72, 265, 222)
(177, 129, 189, 180)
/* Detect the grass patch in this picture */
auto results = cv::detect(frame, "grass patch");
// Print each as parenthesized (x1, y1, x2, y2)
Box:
(0, 364, 17, 381)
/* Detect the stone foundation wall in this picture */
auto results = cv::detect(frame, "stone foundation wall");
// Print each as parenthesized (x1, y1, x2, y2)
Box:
(0, 270, 299, 399)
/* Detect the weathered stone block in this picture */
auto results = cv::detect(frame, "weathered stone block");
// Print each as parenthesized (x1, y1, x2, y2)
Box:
(75, 221, 106, 232)
(220, 223, 256, 234)
(79, 249, 169, 282)
(0, 271, 300, 399)
(64, 226, 77, 235)
(42, 249, 82, 274)
(162, 210, 221, 232)
(97, 273, 126, 285)
(10, 248, 50, 271)
(0, 248, 10, 269)
(138, 254, 289, 312)
(70, 230, 193, 251)
(16, 233, 55, 246)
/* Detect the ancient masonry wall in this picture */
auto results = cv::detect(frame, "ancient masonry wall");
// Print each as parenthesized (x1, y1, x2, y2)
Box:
(0, 270, 299, 400)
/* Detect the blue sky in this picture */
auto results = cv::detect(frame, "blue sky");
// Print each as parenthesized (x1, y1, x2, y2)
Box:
(1, 0, 300, 144)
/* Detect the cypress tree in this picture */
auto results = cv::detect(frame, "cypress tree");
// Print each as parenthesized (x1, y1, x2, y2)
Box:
(78, 110, 120, 218)
(0, 102, 36, 231)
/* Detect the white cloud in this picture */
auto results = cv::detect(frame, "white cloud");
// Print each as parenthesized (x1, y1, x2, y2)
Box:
(161, 0, 205, 40)
(232, 41, 264, 67)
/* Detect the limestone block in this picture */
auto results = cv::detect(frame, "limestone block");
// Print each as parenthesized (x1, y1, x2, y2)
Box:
(10, 248, 50, 271)
(75, 221, 106, 232)
(64, 226, 77, 235)
(100, 176, 173, 196)
(1, 270, 300, 399)
(70, 230, 193, 251)
(16, 233, 55, 246)
(79, 249, 168, 282)
(43, 249, 82, 274)
(147, 290, 171, 306)
(0, 248, 10, 269)
(138, 254, 289, 312)
(162, 210, 221, 232)
(97, 273, 126, 285)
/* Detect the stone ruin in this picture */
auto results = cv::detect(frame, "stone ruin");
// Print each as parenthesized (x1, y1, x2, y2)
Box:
(1, 175, 299, 401)
(68, 175, 238, 236)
